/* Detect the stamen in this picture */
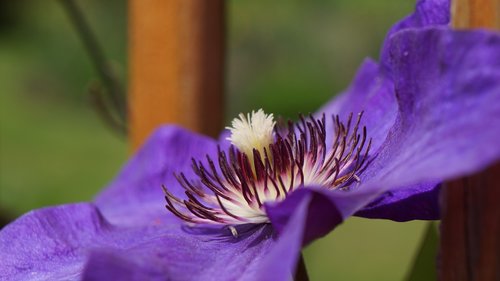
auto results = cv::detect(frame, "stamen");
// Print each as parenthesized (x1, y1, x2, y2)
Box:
(162, 111, 373, 225)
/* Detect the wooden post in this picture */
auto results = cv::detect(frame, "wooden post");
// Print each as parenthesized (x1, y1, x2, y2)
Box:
(440, 1, 500, 280)
(452, 0, 500, 29)
(128, 0, 225, 150)
(440, 164, 500, 281)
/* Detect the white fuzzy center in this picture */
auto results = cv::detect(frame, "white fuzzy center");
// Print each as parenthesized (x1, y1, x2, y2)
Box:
(226, 109, 275, 159)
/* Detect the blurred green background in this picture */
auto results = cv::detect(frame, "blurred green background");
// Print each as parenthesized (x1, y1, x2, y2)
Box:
(0, 1, 431, 280)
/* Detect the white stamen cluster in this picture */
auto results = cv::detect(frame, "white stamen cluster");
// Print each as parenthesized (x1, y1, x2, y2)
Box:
(162, 111, 372, 226)
(226, 109, 275, 159)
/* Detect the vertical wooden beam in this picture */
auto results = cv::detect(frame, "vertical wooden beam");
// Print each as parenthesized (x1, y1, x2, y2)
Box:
(440, 164, 500, 281)
(129, 0, 225, 150)
(452, 0, 500, 29)
(440, 1, 500, 280)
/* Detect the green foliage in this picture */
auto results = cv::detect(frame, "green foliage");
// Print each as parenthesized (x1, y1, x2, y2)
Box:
(0, 0, 127, 215)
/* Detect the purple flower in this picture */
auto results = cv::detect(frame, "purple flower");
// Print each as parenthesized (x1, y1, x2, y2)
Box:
(2, 0, 500, 280)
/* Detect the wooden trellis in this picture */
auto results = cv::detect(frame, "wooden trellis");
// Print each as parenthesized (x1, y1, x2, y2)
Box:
(129, 0, 225, 150)
(441, 1, 500, 280)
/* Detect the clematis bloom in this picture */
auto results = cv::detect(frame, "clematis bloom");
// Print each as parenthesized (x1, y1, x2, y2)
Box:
(1, 0, 500, 280)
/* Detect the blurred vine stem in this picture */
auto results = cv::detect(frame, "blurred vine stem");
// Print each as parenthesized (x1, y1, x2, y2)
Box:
(59, 0, 127, 136)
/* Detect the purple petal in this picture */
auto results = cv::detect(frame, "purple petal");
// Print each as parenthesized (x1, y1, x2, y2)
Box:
(82, 198, 322, 281)
(260, 184, 441, 278)
(318, 0, 450, 152)
(265, 188, 343, 246)
(315, 17, 499, 226)
(317, 59, 397, 151)
(265, 183, 440, 245)
(0, 203, 202, 280)
(217, 129, 231, 149)
(365, 28, 500, 188)
(81, 224, 278, 281)
(0, 203, 109, 280)
(1, 203, 288, 281)
(355, 182, 441, 221)
(1, 201, 314, 281)
(82, 250, 166, 281)
(264, 183, 440, 245)
(95, 125, 219, 226)
(380, 0, 450, 69)
(251, 194, 312, 281)
(345, 28, 500, 223)
(81, 203, 313, 281)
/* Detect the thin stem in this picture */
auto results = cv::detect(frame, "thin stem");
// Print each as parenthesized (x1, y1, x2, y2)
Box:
(294, 253, 310, 281)
(59, 0, 127, 126)
(88, 82, 127, 136)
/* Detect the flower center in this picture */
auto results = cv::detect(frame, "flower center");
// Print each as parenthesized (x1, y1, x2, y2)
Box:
(162, 110, 372, 225)
(226, 109, 276, 164)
